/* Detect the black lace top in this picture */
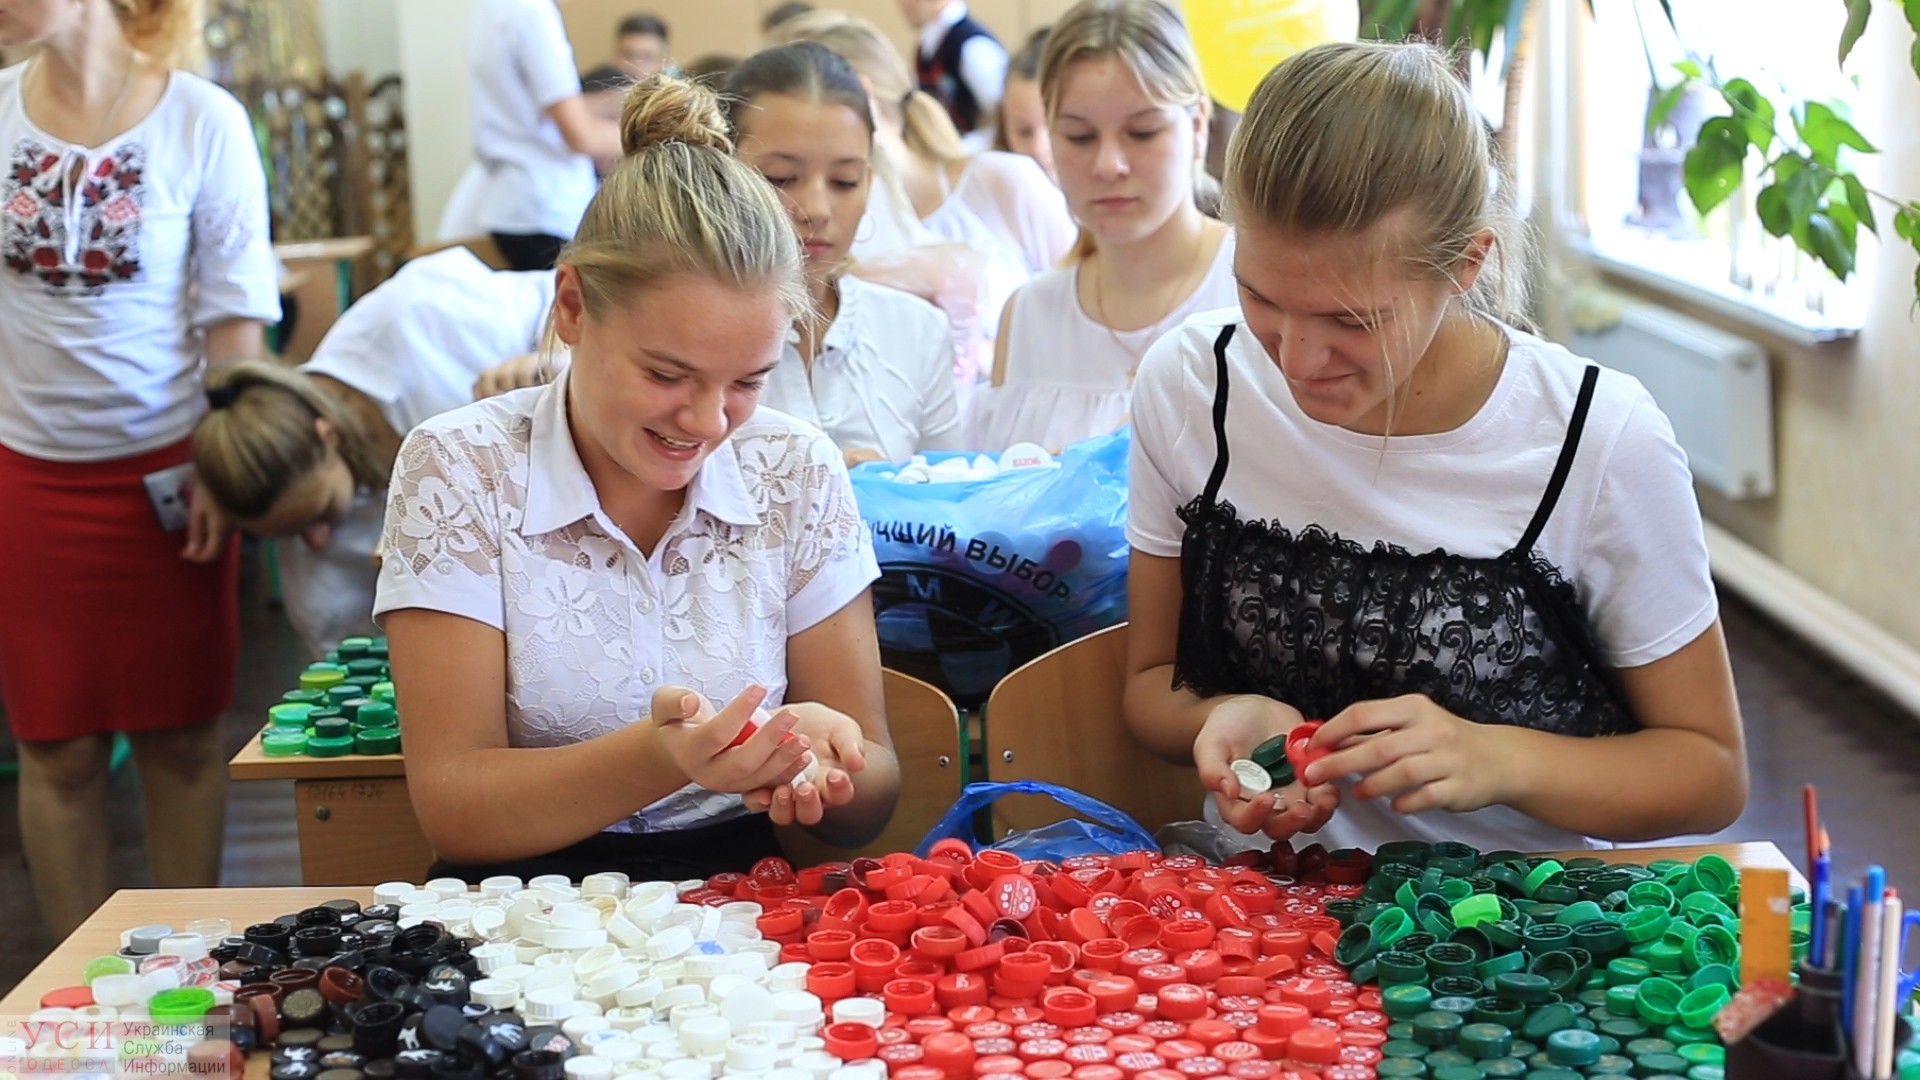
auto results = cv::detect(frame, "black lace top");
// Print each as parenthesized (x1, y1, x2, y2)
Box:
(1172, 324, 1638, 738)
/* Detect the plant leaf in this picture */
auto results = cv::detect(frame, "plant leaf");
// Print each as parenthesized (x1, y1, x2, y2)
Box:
(1843, 173, 1878, 234)
(1360, 0, 1422, 40)
(1647, 81, 1690, 137)
(1797, 101, 1879, 169)
(1804, 211, 1857, 280)
(1839, 0, 1873, 66)
(1895, 204, 1920, 247)
(1685, 117, 1750, 215)
(1756, 157, 1824, 238)
(1720, 78, 1777, 152)
(1675, 59, 1704, 79)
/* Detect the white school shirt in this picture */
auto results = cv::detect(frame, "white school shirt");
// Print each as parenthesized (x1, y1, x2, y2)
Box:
(760, 275, 964, 464)
(275, 248, 557, 657)
(916, 1, 1009, 125)
(468, 0, 598, 237)
(0, 66, 280, 461)
(1129, 309, 1719, 856)
(374, 371, 880, 834)
(970, 231, 1238, 452)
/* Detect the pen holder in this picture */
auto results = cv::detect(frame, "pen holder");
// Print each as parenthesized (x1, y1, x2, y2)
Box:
(1726, 966, 1911, 1080)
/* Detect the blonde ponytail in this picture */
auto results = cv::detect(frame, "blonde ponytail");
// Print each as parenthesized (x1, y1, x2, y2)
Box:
(193, 362, 386, 520)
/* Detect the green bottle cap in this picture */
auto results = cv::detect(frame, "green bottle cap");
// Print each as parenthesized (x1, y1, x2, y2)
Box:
(1479, 1058, 1526, 1079)
(1675, 985, 1730, 1031)
(1524, 1070, 1581, 1080)
(1389, 1022, 1418, 1041)
(347, 658, 386, 677)
(1589, 1055, 1637, 1075)
(1690, 926, 1739, 972)
(282, 688, 326, 705)
(84, 954, 134, 983)
(1385, 984, 1438, 1020)
(1472, 998, 1526, 1028)
(1433, 977, 1486, 1000)
(1412, 1010, 1464, 1048)
(1424, 1051, 1476, 1071)
(1685, 1067, 1724, 1080)
(1493, 973, 1554, 1004)
(307, 735, 354, 758)
(1544, 1030, 1601, 1067)
(1685, 964, 1735, 993)
(1646, 941, 1687, 975)
(326, 685, 360, 707)
(1250, 732, 1290, 769)
(371, 680, 397, 702)
(1452, 893, 1502, 930)
(267, 702, 316, 729)
(1634, 978, 1685, 1026)
(312, 717, 350, 741)
(1384, 1040, 1429, 1060)
(1457, 1023, 1513, 1060)
(1431, 996, 1480, 1019)
(1519, 1003, 1578, 1041)
(1336, 922, 1379, 966)
(1431, 1067, 1481, 1080)
(149, 987, 215, 1025)
(1378, 1060, 1428, 1079)
(356, 701, 398, 728)
(1607, 958, 1653, 986)
(262, 729, 309, 756)
(355, 729, 401, 755)
(1375, 909, 1418, 951)
(1624, 1040, 1677, 1058)
(299, 669, 346, 692)
(1663, 1025, 1716, 1046)
(1676, 1044, 1724, 1066)
(1637, 1052, 1691, 1077)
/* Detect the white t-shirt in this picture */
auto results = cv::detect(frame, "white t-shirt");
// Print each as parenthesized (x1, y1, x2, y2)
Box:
(1130, 309, 1719, 855)
(0, 66, 280, 461)
(760, 275, 964, 464)
(468, 0, 598, 237)
(374, 371, 880, 834)
(916, 1, 1009, 127)
(971, 231, 1238, 452)
(276, 248, 556, 657)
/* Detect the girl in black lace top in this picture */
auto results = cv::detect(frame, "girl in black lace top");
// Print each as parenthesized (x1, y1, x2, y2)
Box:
(1121, 42, 1748, 854)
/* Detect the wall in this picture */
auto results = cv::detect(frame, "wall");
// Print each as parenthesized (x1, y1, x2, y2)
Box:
(397, 0, 480, 247)
(321, 0, 401, 79)
(1574, 15, 1920, 653)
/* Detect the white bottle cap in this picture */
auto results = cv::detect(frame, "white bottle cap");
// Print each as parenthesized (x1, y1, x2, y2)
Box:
(765, 1069, 811, 1080)
(401, 889, 442, 907)
(141, 967, 182, 998)
(716, 902, 763, 925)
(725, 1036, 778, 1074)
(588, 961, 642, 1000)
(400, 902, 442, 925)
(373, 882, 414, 906)
(576, 1000, 608, 1019)
(632, 1027, 679, 1049)
(480, 875, 524, 898)
(493, 963, 536, 985)
(653, 984, 706, 1014)
(748, 1021, 800, 1048)
(470, 978, 520, 1010)
(567, 1058, 615, 1080)
(616, 976, 665, 1009)
(536, 953, 580, 973)
(596, 1041, 648, 1065)
(678, 1016, 731, 1058)
(765, 964, 809, 993)
(648, 926, 696, 963)
(683, 954, 730, 986)
(582, 1031, 631, 1053)
(646, 1043, 689, 1063)
(91, 974, 145, 1008)
(536, 882, 583, 905)
(157, 933, 208, 962)
(829, 998, 883, 1028)
(564, 1015, 613, 1042)
(605, 1006, 656, 1032)
(618, 1063, 664, 1078)
(522, 987, 577, 1023)
(545, 928, 609, 951)
(185, 918, 232, 942)
(791, 1052, 839, 1080)
(654, 960, 688, 987)
(720, 983, 776, 1030)
(426, 877, 469, 900)
(661, 1060, 713, 1080)
(575, 944, 622, 977)
(436, 901, 477, 936)
(607, 914, 648, 949)
(770, 991, 823, 1027)
(670, 1002, 722, 1035)
(1230, 758, 1274, 797)
(529, 873, 572, 890)
(550, 903, 602, 931)
(583, 872, 631, 898)
(472, 907, 510, 942)
(792, 1037, 824, 1054)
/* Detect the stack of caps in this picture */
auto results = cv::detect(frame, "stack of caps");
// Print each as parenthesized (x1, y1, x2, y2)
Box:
(1332, 843, 1748, 1080)
(265, 638, 400, 758)
(1228, 722, 1329, 799)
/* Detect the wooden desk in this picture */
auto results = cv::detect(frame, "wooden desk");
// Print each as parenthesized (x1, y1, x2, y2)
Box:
(228, 731, 434, 887)
(1, 841, 1797, 1020)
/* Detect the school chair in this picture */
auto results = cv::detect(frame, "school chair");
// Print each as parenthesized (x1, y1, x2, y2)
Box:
(777, 669, 964, 865)
(982, 623, 1206, 839)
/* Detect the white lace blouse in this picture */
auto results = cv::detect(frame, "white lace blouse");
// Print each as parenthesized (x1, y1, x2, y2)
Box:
(373, 371, 880, 833)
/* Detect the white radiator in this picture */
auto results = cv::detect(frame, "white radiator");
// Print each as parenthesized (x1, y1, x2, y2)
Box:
(1565, 292, 1775, 499)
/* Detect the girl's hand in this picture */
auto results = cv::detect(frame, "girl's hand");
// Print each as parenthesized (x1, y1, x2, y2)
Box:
(1306, 694, 1502, 815)
(1194, 694, 1340, 841)
(181, 478, 232, 563)
(742, 701, 867, 826)
(650, 685, 815, 795)
(844, 447, 886, 469)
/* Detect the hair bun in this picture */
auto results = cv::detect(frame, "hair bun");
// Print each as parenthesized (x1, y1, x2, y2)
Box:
(620, 73, 734, 156)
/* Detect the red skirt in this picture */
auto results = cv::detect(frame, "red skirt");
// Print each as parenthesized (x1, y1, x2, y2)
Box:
(0, 438, 239, 742)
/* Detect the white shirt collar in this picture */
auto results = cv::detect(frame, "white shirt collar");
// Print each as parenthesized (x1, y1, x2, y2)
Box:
(520, 369, 762, 537)
(918, 1, 968, 58)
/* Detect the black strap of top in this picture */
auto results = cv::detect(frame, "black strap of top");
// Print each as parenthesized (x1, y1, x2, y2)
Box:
(1199, 324, 1238, 508)
(1516, 364, 1602, 554)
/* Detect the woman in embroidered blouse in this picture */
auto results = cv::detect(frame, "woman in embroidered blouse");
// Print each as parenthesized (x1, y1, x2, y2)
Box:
(0, 0, 279, 934)
(1123, 43, 1746, 855)
(374, 73, 899, 882)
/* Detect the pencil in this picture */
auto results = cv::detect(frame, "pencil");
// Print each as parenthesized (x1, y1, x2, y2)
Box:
(1875, 891, 1901, 1079)
(1805, 784, 1820, 872)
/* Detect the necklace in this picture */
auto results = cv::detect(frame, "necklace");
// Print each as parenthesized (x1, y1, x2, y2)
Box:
(28, 46, 139, 150)
(1090, 223, 1213, 376)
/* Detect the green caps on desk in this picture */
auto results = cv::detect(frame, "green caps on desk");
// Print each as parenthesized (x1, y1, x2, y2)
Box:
(149, 987, 215, 1025)
(312, 717, 350, 740)
(299, 668, 346, 693)
(1545, 1029, 1601, 1067)
(307, 734, 354, 758)
(1374, 907, 1417, 950)
(1335, 922, 1378, 966)
(371, 680, 396, 702)
(1383, 984, 1436, 1019)
(1456, 1023, 1513, 1059)
(1520, 1003, 1578, 1041)
(1622, 908, 1671, 944)
(268, 702, 316, 729)
(1553, 901, 1606, 928)
(356, 701, 398, 728)
(1524, 860, 1566, 898)
(1523, 923, 1574, 955)
(1411, 1010, 1464, 1047)
(1646, 941, 1688, 975)
(262, 729, 309, 756)
(1676, 985, 1730, 1030)
(1492, 972, 1553, 1004)
(1690, 925, 1738, 971)
(1688, 853, 1737, 899)
(1452, 893, 1502, 929)
(356, 728, 401, 755)
(1634, 977, 1684, 1026)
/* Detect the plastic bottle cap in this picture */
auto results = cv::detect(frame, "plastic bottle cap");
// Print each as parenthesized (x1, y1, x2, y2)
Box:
(357, 729, 402, 755)
(1228, 761, 1273, 798)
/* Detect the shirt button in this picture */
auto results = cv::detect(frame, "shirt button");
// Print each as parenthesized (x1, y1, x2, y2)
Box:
(641, 667, 656, 684)
(638, 597, 654, 614)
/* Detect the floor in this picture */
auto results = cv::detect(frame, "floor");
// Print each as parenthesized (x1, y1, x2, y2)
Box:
(3, 556, 1918, 990)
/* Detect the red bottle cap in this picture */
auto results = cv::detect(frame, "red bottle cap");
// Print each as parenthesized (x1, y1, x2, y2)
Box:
(825, 1022, 880, 1060)
(881, 1043, 929, 1067)
(1214, 977, 1267, 999)
(757, 908, 805, 939)
(1227, 883, 1276, 916)
(1258, 931, 1308, 959)
(1256, 1004, 1311, 1038)
(928, 838, 974, 861)
(925, 1032, 979, 1075)
(910, 1017, 960, 1038)
(1161, 921, 1216, 953)
(1015, 1023, 1064, 1042)
(1114, 1054, 1168, 1077)
(1075, 1066, 1126, 1080)
(967, 1021, 1014, 1039)
(1276, 980, 1330, 1014)
(886, 978, 939, 1017)
(1175, 1057, 1225, 1077)
(1000, 1006, 1049, 1025)
(869, 900, 920, 932)
(978, 1057, 1027, 1077)
(946, 907, 992, 948)
(1139, 1021, 1188, 1041)
(913, 925, 969, 960)
(1134, 964, 1186, 993)
(1113, 916, 1164, 950)
(1027, 1062, 1075, 1080)
(976, 1039, 1020, 1057)
(1243, 1030, 1290, 1061)
(1064, 909, 1111, 945)
(1066, 1027, 1114, 1046)
(1064, 1045, 1114, 1066)
(1218, 1013, 1260, 1033)
(1336, 1046, 1381, 1067)
(1227, 1062, 1278, 1080)
(1043, 989, 1098, 1029)
(1082, 939, 1131, 972)
(1186, 1020, 1237, 1047)
(938, 973, 992, 1010)
(39, 986, 93, 1010)
(1156, 985, 1209, 1023)
(808, 929, 858, 962)
(1120, 949, 1170, 976)
(1020, 1039, 1069, 1063)
(1100, 1014, 1147, 1036)
(1032, 942, 1083, 983)
(955, 941, 1008, 973)
(880, 1026, 914, 1046)
(997, 951, 1052, 988)
(1156, 1041, 1207, 1063)
(1089, 977, 1139, 1015)
(1336, 1030, 1384, 1049)
(1213, 1043, 1261, 1063)
(1175, 951, 1225, 986)
(806, 961, 856, 1000)
(995, 878, 1041, 920)
(1214, 929, 1260, 961)
(1285, 1029, 1339, 1066)
(899, 1068, 948, 1080)
(954, 1006, 1002, 1025)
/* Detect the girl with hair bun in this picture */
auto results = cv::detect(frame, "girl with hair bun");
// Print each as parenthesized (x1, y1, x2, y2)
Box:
(376, 74, 899, 882)
(0, 0, 278, 933)
(1123, 42, 1747, 854)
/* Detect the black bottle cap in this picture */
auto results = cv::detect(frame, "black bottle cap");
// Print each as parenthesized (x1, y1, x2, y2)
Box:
(364, 1060, 398, 1080)
(392, 1049, 452, 1080)
(510, 1049, 564, 1080)
(294, 925, 345, 957)
(283, 990, 330, 1028)
(422, 1006, 466, 1053)
(318, 1035, 357, 1053)
(273, 1062, 322, 1080)
(320, 1051, 369, 1070)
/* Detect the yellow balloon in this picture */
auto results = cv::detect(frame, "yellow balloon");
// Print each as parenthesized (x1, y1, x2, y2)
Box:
(1181, 0, 1359, 112)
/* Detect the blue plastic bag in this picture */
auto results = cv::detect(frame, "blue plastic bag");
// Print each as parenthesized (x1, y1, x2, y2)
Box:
(851, 430, 1131, 708)
(915, 780, 1160, 861)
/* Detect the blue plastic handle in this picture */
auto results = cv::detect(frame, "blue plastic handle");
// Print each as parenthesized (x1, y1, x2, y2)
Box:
(913, 780, 1160, 858)
(1896, 909, 1920, 1008)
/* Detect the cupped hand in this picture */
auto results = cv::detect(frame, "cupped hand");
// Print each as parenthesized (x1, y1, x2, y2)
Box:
(741, 700, 868, 826)
(650, 685, 814, 795)
(1194, 694, 1340, 841)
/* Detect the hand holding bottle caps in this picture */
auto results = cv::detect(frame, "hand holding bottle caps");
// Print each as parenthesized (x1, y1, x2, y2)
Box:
(1197, 697, 1340, 842)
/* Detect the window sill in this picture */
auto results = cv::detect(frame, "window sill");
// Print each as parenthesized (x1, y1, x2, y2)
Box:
(1565, 236, 1863, 347)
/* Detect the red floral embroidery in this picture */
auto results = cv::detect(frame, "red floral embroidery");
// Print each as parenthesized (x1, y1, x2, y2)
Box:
(3, 137, 146, 292)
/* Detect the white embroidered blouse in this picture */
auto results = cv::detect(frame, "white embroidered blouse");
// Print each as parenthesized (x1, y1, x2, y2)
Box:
(373, 371, 880, 833)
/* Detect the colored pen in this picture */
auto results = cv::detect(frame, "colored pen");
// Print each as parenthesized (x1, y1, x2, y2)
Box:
(1875, 891, 1901, 1079)
(1805, 783, 1820, 875)
(1856, 868, 1887, 1079)
(1811, 852, 1832, 969)
(1845, 883, 1866, 1032)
